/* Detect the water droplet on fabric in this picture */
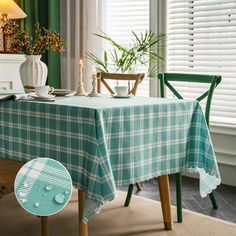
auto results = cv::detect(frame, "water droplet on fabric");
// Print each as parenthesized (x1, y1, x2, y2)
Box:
(19, 192, 27, 197)
(54, 193, 65, 204)
(45, 185, 53, 191)
(22, 198, 27, 203)
(24, 182, 30, 187)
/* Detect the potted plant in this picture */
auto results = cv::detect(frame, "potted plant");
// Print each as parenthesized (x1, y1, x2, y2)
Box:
(3, 21, 65, 89)
(87, 30, 164, 78)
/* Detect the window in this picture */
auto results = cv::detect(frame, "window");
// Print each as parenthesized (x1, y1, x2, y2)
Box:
(167, 0, 236, 125)
(104, 0, 150, 96)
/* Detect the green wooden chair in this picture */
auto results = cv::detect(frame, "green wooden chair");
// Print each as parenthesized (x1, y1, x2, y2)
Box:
(124, 72, 221, 223)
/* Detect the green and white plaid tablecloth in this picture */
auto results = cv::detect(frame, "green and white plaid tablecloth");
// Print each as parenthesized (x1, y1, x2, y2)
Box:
(0, 96, 221, 222)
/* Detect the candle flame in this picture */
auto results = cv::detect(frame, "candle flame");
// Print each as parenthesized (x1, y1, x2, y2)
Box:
(92, 66, 97, 76)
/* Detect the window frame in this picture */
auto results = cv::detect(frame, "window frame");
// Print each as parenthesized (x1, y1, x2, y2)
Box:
(153, 0, 236, 129)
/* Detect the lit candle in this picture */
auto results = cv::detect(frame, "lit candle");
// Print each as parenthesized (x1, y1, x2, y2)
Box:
(79, 59, 83, 66)
(79, 59, 83, 79)
(92, 65, 97, 77)
(88, 65, 100, 97)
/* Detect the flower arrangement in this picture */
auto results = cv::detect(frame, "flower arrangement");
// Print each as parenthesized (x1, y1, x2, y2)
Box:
(3, 21, 65, 55)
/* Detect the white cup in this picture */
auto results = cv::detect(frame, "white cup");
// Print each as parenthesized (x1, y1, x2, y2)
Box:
(34, 85, 54, 97)
(114, 86, 128, 96)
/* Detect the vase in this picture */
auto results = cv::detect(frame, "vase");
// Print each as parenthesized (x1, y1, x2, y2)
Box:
(19, 55, 48, 92)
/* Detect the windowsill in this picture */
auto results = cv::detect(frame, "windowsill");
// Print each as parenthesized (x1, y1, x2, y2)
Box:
(210, 123, 236, 135)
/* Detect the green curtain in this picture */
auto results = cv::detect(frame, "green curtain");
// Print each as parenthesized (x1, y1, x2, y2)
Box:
(19, 0, 61, 88)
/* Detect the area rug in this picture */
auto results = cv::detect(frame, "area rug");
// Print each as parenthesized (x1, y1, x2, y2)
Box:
(0, 190, 235, 236)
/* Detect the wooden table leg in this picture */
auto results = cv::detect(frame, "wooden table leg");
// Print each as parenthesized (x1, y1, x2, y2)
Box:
(78, 189, 88, 236)
(40, 216, 49, 236)
(157, 175, 173, 230)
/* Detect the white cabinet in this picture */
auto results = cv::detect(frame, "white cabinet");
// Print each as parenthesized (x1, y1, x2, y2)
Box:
(0, 54, 25, 90)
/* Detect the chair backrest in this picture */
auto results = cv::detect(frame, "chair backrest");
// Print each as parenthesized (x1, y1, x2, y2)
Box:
(158, 73, 222, 126)
(97, 72, 145, 96)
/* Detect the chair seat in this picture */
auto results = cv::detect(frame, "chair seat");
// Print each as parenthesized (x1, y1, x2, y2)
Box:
(0, 158, 24, 199)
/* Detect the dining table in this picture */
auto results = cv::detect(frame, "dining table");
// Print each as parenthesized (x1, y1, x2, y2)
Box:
(0, 94, 221, 236)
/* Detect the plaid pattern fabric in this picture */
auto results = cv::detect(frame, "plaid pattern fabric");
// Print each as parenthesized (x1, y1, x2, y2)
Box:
(0, 96, 221, 222)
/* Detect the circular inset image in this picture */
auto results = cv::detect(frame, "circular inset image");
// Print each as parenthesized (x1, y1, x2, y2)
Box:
(14, 158, 73, 216)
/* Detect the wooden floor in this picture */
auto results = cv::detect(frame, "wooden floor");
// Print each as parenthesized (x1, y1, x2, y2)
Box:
(119, 175, 236, 223)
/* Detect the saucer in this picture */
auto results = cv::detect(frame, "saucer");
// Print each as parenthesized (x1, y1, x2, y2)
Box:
(111, 94, 131, 98)
(31, 94, 55, 100)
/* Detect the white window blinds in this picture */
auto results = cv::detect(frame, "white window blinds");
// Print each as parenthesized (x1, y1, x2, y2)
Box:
(167, 0, 236, 125)
(106, 0, 150, 96)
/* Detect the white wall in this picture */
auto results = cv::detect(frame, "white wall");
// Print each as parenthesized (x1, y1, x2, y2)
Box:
(210, 125, 236, 186)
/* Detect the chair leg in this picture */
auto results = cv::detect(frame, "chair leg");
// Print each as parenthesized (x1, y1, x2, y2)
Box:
(40, 216, 49, 236)
(176, 173, 217, 223)
(135, 182, 142, 192)
(176, 173, 183, 223)
(209, 192, 218, 209)
(124, 184, 134, 207)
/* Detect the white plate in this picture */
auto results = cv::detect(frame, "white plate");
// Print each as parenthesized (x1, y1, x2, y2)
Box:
(52, 89, 73, 96)
(112, 94, 132, 98)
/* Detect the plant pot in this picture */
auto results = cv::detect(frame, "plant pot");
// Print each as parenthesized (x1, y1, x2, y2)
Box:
(19, 55, 48, 92)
